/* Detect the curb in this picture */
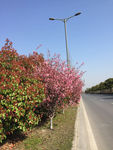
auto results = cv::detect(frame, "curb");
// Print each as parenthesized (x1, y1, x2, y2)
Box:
(71, 104, 79, 150)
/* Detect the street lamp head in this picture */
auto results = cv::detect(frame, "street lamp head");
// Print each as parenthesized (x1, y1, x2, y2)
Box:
(74, 12, 81, 16)
(49, 18, 55, 20)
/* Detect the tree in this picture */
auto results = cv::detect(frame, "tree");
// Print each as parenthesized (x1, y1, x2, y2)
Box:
(34, 53, 83, 129)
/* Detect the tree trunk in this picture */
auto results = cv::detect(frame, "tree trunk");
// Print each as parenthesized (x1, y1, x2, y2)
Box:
(63, 109, 65, 114)
(50, 116, 54, 130)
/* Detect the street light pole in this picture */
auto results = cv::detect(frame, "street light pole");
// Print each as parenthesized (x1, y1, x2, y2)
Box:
(64, 19, 70, 66)
(49, 12, 81, 67)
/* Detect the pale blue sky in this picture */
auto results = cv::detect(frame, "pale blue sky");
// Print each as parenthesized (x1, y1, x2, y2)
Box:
(0, 0, 113, 90)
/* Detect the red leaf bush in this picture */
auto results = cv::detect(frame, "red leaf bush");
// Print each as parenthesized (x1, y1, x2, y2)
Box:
(0, 39, 45, 142)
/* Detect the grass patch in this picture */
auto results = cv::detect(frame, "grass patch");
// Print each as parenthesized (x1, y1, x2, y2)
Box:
(2, 106, 77, 150)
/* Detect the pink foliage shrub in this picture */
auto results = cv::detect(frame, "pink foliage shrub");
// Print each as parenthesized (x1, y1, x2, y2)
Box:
(34, 53, 84, 118)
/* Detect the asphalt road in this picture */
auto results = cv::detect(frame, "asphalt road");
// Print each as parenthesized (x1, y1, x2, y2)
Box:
(82, 93, 113, 150)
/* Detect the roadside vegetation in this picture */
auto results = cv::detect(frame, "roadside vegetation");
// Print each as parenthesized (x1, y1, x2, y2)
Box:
(85, 78, 113, 93)
(0, 39, 83, 148)
(11, 106, 77, 150)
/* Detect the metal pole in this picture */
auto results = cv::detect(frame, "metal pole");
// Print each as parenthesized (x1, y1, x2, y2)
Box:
(49, 12, 81, 67)
(64, 19, 70, 67)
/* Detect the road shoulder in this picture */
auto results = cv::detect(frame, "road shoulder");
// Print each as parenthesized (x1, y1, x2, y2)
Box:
(72, 97, 98, 150)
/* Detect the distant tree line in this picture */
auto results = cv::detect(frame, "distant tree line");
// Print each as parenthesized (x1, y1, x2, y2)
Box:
(85, 78, 113, 94)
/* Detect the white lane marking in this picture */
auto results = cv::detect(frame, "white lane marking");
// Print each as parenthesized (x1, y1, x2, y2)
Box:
(81, 98, 99, 150)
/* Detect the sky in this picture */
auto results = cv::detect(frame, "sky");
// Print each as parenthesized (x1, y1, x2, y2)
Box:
(0, 0, 113, 90)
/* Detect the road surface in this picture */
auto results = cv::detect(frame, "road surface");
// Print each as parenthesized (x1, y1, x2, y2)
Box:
(82, 93, 113, 150)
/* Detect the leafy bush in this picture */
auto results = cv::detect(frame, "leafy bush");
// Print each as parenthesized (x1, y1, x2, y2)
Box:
(0, 39, 45, 142)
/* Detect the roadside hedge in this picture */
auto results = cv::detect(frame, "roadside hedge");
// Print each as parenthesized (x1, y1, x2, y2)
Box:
(0, 39, 83, 143)
(0, 39, 45, 142)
